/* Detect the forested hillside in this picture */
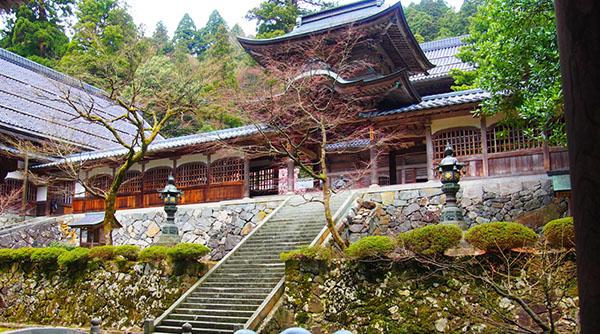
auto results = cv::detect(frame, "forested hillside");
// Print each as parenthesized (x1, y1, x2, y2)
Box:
(0, 0, 479, 137)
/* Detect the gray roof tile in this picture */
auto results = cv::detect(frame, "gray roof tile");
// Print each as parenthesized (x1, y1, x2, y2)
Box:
(410, 35, 474, 82)
(0, 48, 156, 150)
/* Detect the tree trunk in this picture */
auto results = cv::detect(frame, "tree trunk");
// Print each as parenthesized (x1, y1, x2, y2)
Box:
(102, 192, 117, 245)
(555, 0, 600, 331)
(319, 141, 346, 250)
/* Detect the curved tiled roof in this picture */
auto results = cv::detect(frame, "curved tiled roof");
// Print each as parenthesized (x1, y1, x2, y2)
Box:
(360, 88, 489, 118)
(0, 48, 159, 150)
(410, 35, 474, 82)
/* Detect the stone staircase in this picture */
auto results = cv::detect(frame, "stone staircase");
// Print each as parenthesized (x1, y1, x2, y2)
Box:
(151, 193, 351, 334)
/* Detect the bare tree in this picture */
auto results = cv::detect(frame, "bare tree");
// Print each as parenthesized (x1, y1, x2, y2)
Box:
(233, 30, 400, 249)
(46, 47, 205, 244)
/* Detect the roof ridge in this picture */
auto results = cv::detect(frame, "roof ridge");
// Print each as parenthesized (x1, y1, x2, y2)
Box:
(0, 48, 108, 99)
(419, 35, 469, 52)
(300, 0, 384, 24)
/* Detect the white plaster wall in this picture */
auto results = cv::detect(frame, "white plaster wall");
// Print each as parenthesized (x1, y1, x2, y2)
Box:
(74, 182, 86, 198)
(5, 171, 24, 180)
(176, 153, 208, 166)
(144, 158, 172, 170)
(431, 115, 481, 134)
(36, 186, 47, 202)
(211, 149, 244, 162)
(87, 166, 113, 178)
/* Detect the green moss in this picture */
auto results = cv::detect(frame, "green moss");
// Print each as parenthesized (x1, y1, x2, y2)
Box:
(30, 247, 67, 270)
(11, 247, 35, 263)
(280, 245, 332, 262)
(57, 248, 90, 270)
(399, 224, 462, 257)
(48, 241, 76, 251)
(168, 243, 210, 262)
(139, 246, 170, 263)
(465, 222, 537, 252)
(113, 245, 140, 261)
(345, 236, 395, 260)
(88, 245, 117, 260)
(543, 217, 575, 249)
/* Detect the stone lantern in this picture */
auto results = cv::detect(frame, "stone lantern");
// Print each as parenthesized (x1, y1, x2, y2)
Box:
(157, 174, 183, 245)
(438, 144, 465, 228)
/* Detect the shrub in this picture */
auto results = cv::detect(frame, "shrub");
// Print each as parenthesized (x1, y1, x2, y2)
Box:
(0, 249, 13, 266)
(30, 247, 67, 269)
(114, 245, 140, 261)
(88, 245, 116, 260)
(57, 247, 90, 270)
(543, 217, 575, 248)
(280, 245, 332, 262)
(465, 222, 537, 252)
(48, 241, 77, 251)
(399, 224, 462, 256)
(10, 247, 35, 263)
(168, 243, 210, 263)
(139, 246, 170, 263)
(345, 236, 396, 259)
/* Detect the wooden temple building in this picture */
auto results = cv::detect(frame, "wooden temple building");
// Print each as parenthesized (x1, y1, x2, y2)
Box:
(0, 0, 568, 217)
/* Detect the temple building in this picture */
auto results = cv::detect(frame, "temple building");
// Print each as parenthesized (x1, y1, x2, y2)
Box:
(0, 0, 568, 219)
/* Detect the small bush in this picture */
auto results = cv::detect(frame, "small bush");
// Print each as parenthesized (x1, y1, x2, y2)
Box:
(465, 222, 537, 252)
(543, 217, 575, 248)
(114, 245, 140, 261)
(30, 247, 67, 269)
(168, 243, 210, 263)
(399, 224, 462, 256)
(57, 247, 90, 270)
(345, 236, 396, 259)
(139, 246, 170, 263)
(11, 247, 35, 263)
(0, 249, 13, 266)
(88, 245, 116, 260)
(280, 245, 332, 262)
(48, 241, 77, 251)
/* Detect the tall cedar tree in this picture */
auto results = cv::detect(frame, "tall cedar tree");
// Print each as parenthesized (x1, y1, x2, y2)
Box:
(172, 13, 204, 55)
(151, 20, 173, 55)
(0, 0, 74, 66)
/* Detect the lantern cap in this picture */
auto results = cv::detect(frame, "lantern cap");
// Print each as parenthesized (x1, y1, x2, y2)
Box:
(158, 174, 182, 197)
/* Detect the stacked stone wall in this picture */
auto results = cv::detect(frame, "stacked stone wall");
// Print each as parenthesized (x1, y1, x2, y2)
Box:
(343, 175, 568, 242)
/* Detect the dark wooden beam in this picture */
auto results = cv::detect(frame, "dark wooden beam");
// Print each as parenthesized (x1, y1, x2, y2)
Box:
(555, 0, 600, 331)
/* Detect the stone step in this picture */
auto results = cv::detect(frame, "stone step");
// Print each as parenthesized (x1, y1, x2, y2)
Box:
(203, 277, 281, 285)
(166, 313, 249, 324)
(252, 228, 323, 237)
(194, 286, 274, 294)
(185, 296, 266, 305)
(158, 319, 244, 331)
(178, 302, 258, 311)
(172, 308, 255, 317)
(196, 281, 277, 289)
(224, 259, 283, 266)
(190, 291, 270, 300)
(153, 330, 231, 334)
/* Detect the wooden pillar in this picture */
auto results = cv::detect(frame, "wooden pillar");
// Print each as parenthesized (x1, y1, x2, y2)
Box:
(286, 158, 295, 194)
(369, 146, 378, 186)
(243, 157, 250, 198)
(555, 1, 600, 330)
(139, 162, 146, 208)
(83, 171, 89, 213)
(425, 123, 434, 180)
(171, 158, 178, 178)
(542, 142, 551, 171)
(205, 154, 212, 202)
(20, 154, 29, 218)
(388, 150, 397, 185)
(480, 117, 489, 176)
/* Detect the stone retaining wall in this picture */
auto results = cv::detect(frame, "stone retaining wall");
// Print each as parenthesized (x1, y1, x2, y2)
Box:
(113, 199, 282, 260)
(343, 174, 568, 242)
(0, 199, 282, 261)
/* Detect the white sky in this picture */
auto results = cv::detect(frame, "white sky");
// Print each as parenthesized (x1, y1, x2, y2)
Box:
(125, 0, 465, 37)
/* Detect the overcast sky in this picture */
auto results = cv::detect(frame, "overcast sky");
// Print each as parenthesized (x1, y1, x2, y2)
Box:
(126, 0, 465, 37)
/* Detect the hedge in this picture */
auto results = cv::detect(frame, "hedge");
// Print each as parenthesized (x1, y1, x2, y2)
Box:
(30, 247, 67, 269)
(138, 246, 170, 263)
(280, 245, 332, 262)
(168, 243, 210, 262)
(399, 224, 462, 256)
(57, 247, 90, 270)
(465, 222, 537, 252)
(345, 236, 396, 259)
(543, 217, 575, 249)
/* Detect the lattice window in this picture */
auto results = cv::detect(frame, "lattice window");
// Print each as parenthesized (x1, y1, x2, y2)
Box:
(0, 178, 23, 198)
(176, 162, 207, 188)
(119, 170, 141, 194)
(143, 167, 171, 191)
(50, 182, 73, 205)
(88, 174, 112, 195)
(486, 124, 542, 154)
(432, 127, 481, 159)
(211, 158, 243, 183)
(250, 168, 277, 193)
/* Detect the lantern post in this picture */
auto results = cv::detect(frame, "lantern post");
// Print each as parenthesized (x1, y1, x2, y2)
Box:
(157, 174, 183, 245)
(438, 144, 466, 229)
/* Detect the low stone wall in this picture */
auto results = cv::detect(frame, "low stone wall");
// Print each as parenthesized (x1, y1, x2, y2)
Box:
(263, 259, 578, 333)
(0, 262, 197, 330)
(0, 214, 29, 230)
(112, 199, 281, 260)
(343, 174, 568, 242)
(0, 217, 76, 249)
